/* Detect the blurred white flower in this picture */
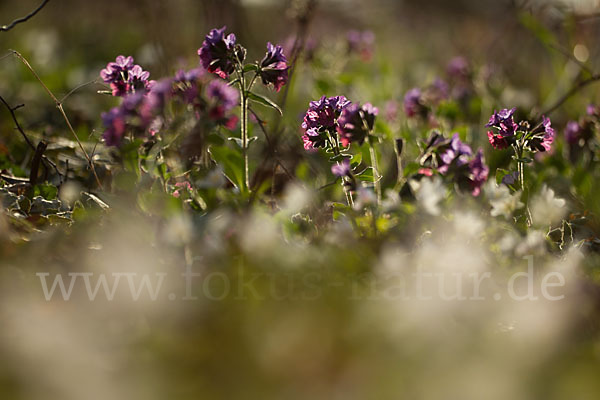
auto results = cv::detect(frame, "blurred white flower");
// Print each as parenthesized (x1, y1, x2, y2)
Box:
(452, 211, 485, 238)
(381, 189, 401, 212)
(196, 167, 227, 189)
(531, 185, 566, 226)
(515, 230, 547, 256)
(353, 186, 376, 210)
(410, 177, 445, 216)
(484, 181, 524, 218)
(281, 183, 312, 215)
(58, 181, 82, 206)
(163, 214, 193, 245)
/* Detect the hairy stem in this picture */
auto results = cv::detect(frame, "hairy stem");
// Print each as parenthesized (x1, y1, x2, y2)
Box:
(368, 136, 381, 206)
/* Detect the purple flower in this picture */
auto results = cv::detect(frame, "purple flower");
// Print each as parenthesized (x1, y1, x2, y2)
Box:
(101, 107, 127, 147)
(347, 30, 375, 61)
(587, 104, 598, 116)
(259, 42, 289, 92)
(426, 78, 449, 103)
(565, 121, 580, 144)
(100, 55, 151, 97)
(447, 56, 470, 80)
(487, 131, 509, 150)
(173, 68, 205, 104)
(197, 26, 238, 79)
(331, 158, 351, 177)
(529, 116, 554, 152)
(206, 80, 238, 111)
(301, 95, 351, 151)
(302, 96, 350, 131)
(337, 102, 378, 147)
(486, 108, 519, 148)
(468, 150, 489, 196)
(384, 100, 399, 123)
(403, 88, 426, 118)
(206, 79, 239, 126)
(438, 133, 472, 174)
(141, 78, 173, 117)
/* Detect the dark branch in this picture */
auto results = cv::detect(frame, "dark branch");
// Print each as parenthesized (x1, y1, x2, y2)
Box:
(537, 74, 600, 118)
(0, 0, 51, 32)
(0, 93, 63, 182)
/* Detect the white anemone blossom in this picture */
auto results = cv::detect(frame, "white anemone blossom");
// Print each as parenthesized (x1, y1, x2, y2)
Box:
(484, 181, 524, 218)
(531, 185, 566, 226)
(409, 176, 445, 216)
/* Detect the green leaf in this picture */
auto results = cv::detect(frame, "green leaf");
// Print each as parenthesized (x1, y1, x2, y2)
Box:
(247, 92, 282, 115)
(495, 168, 510, 185)
(208, 145, 244, 190)
(227, 78, 241, 87)
(513, 157, 533, 164)
(33, 183, 58, 200)
(243, 64, 259, 73)
(351, 153, 362, 169)
(228, 136, 258, 148)
(403, 162, 421, 177)
(356, 167, 380, 182)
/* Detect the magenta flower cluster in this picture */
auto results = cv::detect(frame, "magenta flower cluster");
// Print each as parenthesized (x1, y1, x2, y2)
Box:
(100, 55, 153, 97)
(346, 30, 376, 61)
(301, 95, 351, 150)
(337, 102, 378, 147)
(197, 26, 238, 79)
(197, 26, 290, 93)
(486, 108, 519, 149)
(259, 43, 290, 92)
(486, 108, 554, 152)
(420, 133, 489, 196)
(101, 62, 239, 147)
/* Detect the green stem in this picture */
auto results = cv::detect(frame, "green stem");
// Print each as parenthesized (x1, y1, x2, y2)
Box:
(368, 136, 381, 206)
(236, 70, 259, 194)
(329, 132, 354, 207)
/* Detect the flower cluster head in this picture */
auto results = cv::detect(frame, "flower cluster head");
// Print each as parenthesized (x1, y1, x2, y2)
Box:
(486, 108, 555, 153)
(259, 43, 290, 92)
(486, 108, 518, 149)
(529, 116, 555, 152)
(403, 88, 427, 118)
(101, 92, 148, 146)
(100, 55, 152, 97)
(336, 103, 378, 147)
(564, 104, 599, 148)
(418, 132, 488, 196)
(346, 30, 375, 61)
(198, 26, 240, 79)
(100, 64, 239, 147)
(205, 79, 239, 129)
(301, 95, 351, 150)
(447, 56, 470, 80)
(331, 158, 351, 177)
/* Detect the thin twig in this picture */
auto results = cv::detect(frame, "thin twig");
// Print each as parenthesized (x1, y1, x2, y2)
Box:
(549, 43, 593, 75)
(0, 93, 63, 182)
(10, 50, 103, 189)
(0, 0, 51, 32)
(60, 78, 100, 104)
(537, 73, 600, 118)
(248, 107, 295, 181)
(29, 141, 47, 185)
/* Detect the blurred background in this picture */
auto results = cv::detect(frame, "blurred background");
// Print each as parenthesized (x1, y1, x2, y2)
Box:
(2, 1, 600, 399)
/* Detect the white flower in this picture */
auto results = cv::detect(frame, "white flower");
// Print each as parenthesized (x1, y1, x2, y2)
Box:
(515, 230, 547, 256)
(484, 181, 524, 218)
(353, 186, 377, 210)
(531, 185, 566, 226)
(410, 176, 445, 216)
(381, 189, 401, 212)
(452, 211, 485, 238)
